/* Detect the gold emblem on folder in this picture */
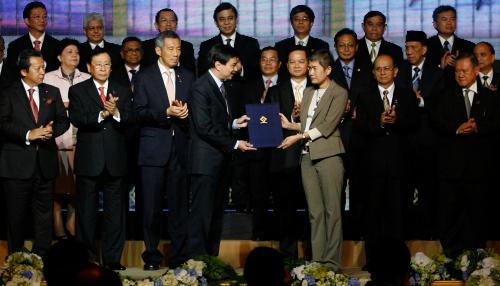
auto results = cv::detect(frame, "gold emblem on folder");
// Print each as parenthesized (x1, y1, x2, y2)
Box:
(260, 115, 268, 124)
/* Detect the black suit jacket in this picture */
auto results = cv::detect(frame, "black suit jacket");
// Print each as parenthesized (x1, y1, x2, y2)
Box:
(197, 33, 260, 80)
(109, 64, 133, 90)
(78, 41, 123, 73)
(5, 33, 60, 75)
(434, 83, 499, 181)
(356, 37, 404, 68)
(275, 36, 330, 77)
(356, 83, 418, 177)
(141, 37, 196, 73)
(426, 35, 475, 68)
(189, 72, 237, 176)
(266, 79, 306, 171)
(134, 63, 194, 168)
(0, 62, 15, 90)
(0, 81, 69, 179)
(68, 78, 133, 177)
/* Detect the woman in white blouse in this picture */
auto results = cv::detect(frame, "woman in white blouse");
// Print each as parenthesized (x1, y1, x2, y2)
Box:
(44, 38, 91, 240)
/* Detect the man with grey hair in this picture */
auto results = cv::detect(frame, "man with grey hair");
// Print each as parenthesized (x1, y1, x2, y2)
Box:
(134, 30, 194, 270)
(78, 12, 122, 73)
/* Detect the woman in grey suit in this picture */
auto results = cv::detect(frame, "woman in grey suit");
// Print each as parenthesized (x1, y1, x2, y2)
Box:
(279, 49, 347, 270)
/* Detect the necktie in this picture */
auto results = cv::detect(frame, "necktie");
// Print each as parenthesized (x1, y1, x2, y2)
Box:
(370, 42, 377, 62)
(225, 38, 232, 47)
(130, 69, 137, 91)
(483, 75, 490, 88)
(294, 83, 303, 104)
(443, 40, 450, 52)
(412, 67, 421, 92)
(164, 70, 175, 104)
(298, 40, 304, 46)
(343, 65, 351, 89)
(261, 79, 272, 103)
(33, 40, 41, 51)
(220, 83, 230, 115)
(383, 90, 390, 112)
(28, 88, 39, 122)
(463, 89, 471, 118)
(98, 86, 106, 105)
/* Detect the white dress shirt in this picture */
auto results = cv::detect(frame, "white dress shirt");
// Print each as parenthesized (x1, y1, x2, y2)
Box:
(94, 79, 120, 122)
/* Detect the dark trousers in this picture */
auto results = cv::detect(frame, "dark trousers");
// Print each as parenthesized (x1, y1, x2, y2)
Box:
(188, 164, 230, 257)
(75, 169, 125, 264)
(438, 180, 487, 258)
(247, 154, 270, 239)
(141, 148, 188, 266)
(3, 166, 53, 257)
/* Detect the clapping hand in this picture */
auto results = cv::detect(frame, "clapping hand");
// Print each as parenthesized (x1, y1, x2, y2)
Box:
(166, 100, 189, 119)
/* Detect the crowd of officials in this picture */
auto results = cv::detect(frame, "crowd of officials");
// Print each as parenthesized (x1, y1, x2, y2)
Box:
(0, 1, 499, 272)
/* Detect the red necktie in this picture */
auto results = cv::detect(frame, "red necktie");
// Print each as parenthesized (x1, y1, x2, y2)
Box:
(33, 40, 41, 51)
(28, 88, 39, 122)
(98, 86, 106, 105)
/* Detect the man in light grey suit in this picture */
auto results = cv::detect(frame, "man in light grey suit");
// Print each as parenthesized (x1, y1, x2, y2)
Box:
(279, 49, 347, 269)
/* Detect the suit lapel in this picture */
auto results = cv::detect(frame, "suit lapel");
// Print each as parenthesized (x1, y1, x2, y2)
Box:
(312, 83, 336, 123)
(15, 82, 37, 124)
(175, 68, 187, 102)
(333, 59, 349, 90)
(152, 64, 169, 107)
(206, 74, 226, 109)
(37, 84, 48, 124)
(86, 79, 105, 108)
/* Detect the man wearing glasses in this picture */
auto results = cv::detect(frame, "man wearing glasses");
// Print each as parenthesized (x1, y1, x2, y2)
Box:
(5, 1, 60, 74)
(78, 13, 122, 73)
(275, 5, 329, 78)
(69, 50, 133, 271)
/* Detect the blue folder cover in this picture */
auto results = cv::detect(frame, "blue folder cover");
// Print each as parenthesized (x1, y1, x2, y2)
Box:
(245, 103, 283, 148)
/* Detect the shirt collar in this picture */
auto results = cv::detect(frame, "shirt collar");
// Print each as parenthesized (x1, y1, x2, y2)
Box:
(125, 64, 140, 73)
(341, 59, 355, 70)
(365, 38, 381, 48)
(464, 81, 478, 94)
(221, 33, 236, 46)
(438, 34, 454, 49)
(158, 60, 174, 76)
(291, 78, 307, 89)
(412, 58, 425, 73)
(479, 69, 494, 79)
(21, 79, 38, 94)
(378, 82, 395, 97)
(90, 41, 105, 50)
(262, 74, 279, 86)
(208, 69, 224, 89)
(29, 32, 45, 47)
(294, 35, 310, 46)
(93, 79, 109, 91)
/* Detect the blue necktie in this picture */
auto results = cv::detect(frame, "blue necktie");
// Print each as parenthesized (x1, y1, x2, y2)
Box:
(343, 65, 351, 89)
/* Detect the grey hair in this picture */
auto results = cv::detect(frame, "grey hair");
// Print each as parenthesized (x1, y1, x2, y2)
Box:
(155, 30, 180, 49)
(84, 12, 104, 29)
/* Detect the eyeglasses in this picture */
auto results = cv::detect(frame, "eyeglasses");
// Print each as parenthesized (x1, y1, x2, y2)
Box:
(123, 48, 142, 54)
(293, 16, 310, 22)
(336, 43, 356, 49)
(92, 63, 111, 69)
(374, 66, 394, 73)
(86, 26, 103, 32)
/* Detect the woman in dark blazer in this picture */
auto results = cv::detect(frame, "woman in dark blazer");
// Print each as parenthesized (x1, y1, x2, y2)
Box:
(279, 49, 347, 270)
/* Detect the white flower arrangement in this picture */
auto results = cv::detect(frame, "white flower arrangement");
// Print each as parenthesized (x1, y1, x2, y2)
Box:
(0, 252, 44, 286)
(410, 252, 452, 286)
(290, 262, 360, 286)
(464, 253, 500, 286)
(121, 259, 207, 286)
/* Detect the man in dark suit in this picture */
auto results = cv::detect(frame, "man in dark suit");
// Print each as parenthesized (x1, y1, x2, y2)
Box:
(434, 53, 499, 257)
(134, 31, 194, 270)
(197, 2, 260, 80)
(111, 37, 143, 90)
(356, 54, 417, 262)
(266, 45, 309, 257)
(396, 31, 443, 239)
(0, 35, 14, 89)
(77, 13, 122, 73)
(474, 42, 500, 241)
(5, 1, 60, 75)
(188, 44, 255, 257)
(426, 5, 475, 71)
(0, 49, 69, 257)
(332, 28, 373, 239)
(356, 11, 403, 69)
(236, 46, 282, 239)
(69, 50, 133, 270)
(275, 5, 329, 78)
(141, 8, 195, 73)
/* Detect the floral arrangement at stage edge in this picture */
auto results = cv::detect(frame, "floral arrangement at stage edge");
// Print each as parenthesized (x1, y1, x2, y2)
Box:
(0, 251, 44, 286)
(455, 249, 500, 286)
(121, 259, 207, 286)
(410, 252, 452, 286)
(290, 262, 360, 286)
